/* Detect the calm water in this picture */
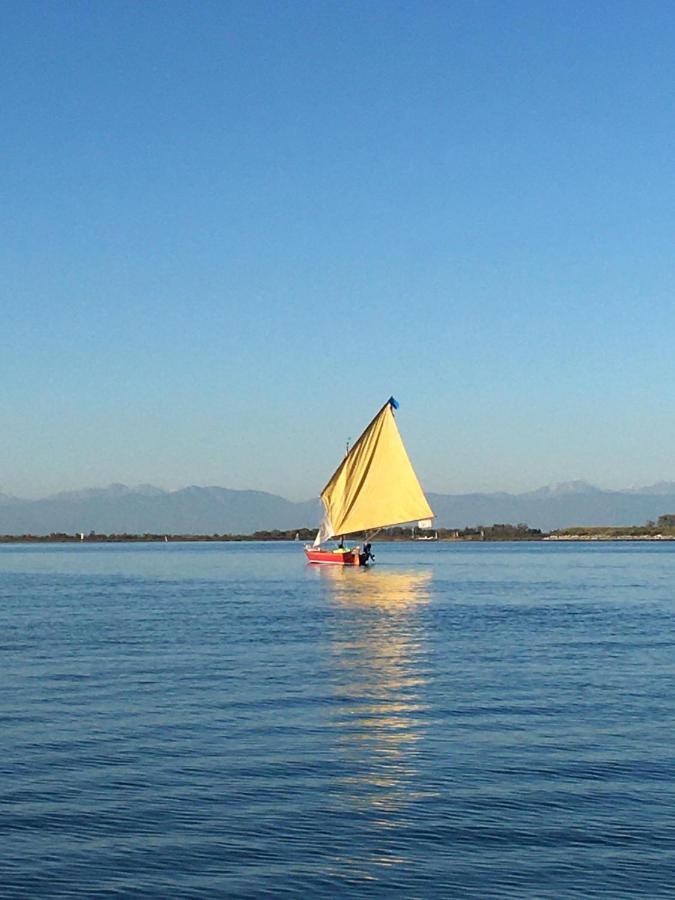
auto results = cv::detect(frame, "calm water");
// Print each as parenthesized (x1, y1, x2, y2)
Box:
(3, 541, 675, 898)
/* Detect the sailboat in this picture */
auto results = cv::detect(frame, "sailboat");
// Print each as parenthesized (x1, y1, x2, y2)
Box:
(305, 396, 434, 565)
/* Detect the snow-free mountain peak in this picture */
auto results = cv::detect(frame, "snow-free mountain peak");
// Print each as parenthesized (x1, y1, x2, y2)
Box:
(524, 480, 602, 499)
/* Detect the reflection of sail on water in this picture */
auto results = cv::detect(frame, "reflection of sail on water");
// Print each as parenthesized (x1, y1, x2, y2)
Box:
(321, 568, 435, 832)
(317, 566, 433, 608)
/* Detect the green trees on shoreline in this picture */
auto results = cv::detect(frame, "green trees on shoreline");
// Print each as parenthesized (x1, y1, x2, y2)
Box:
(1, 516, 675, 543)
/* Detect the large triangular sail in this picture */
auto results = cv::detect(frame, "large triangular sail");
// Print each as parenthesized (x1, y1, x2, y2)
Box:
(313, 397, 433, 545)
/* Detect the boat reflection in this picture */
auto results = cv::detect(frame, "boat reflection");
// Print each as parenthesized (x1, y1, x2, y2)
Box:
(315, 565, 433, 609)
(319, 567, 436, 876)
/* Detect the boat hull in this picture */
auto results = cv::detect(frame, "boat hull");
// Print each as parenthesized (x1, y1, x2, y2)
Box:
(305, 548, 361, 565)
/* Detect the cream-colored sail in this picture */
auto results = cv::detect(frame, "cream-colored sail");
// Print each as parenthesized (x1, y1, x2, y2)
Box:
(316, 398, 433, 542)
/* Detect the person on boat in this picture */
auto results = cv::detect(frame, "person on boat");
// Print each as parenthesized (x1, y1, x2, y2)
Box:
(359, 542, 374, 565)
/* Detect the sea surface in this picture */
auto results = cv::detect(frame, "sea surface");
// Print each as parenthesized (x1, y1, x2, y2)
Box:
(2, 540, 675, 898)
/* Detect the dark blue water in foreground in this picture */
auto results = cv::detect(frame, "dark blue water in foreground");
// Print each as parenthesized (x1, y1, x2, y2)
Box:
(3, 541, 675, 898)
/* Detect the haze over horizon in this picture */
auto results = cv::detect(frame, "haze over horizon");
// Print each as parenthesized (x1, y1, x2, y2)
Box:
(4, 1, 675, 499)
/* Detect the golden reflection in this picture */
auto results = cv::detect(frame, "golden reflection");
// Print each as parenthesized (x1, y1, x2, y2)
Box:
(315, 565, 433, 609)
(319, 566, 437, 868)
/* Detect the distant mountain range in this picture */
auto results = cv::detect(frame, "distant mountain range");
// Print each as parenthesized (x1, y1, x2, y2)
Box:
(2, 481, 675, 535)
(426, 481, 675, 532)
(0, 484, 320, 536)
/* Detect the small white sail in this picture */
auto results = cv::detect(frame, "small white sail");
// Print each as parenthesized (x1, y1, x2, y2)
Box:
(313, 514, 334, 547)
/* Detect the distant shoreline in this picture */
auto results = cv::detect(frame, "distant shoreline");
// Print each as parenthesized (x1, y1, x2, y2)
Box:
(1, 527, 675, 544)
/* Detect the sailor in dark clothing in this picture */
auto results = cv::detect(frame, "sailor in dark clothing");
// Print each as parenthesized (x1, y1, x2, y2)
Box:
(359, 542, 374, 566)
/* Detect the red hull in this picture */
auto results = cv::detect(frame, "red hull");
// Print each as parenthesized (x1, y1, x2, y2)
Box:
(305, 548, 360, 565)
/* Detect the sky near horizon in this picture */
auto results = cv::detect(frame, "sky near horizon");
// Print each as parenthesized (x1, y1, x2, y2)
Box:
(2, 0, 675, 500)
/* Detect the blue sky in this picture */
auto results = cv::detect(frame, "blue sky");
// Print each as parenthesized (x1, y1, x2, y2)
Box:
(2, 0, 675, 499)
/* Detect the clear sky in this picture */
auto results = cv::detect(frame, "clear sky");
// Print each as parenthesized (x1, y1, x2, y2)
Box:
(2, 0, 675, 500)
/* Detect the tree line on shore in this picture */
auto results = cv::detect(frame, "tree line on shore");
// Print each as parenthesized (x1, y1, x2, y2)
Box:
(1, 515, 675, 543)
